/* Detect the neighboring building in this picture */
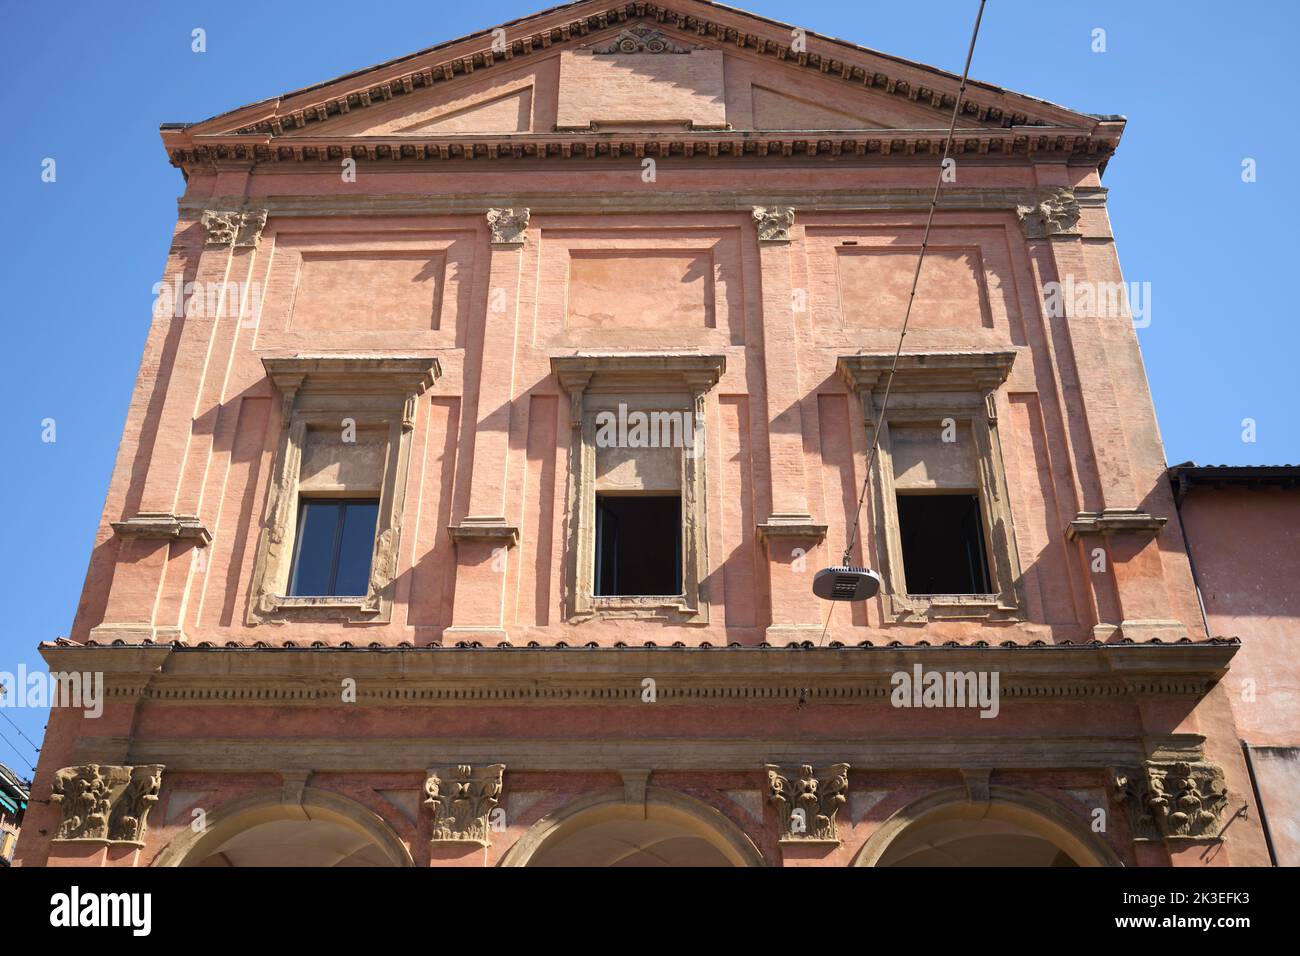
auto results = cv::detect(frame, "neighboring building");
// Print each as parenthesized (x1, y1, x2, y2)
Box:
(1, 763, 29, 866)
(15, 0, 1275, 867)
(1169, 463, 1300, 866)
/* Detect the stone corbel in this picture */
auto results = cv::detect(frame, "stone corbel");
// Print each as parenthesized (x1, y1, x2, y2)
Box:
(487, 207, 530, 246)
(201, 208, 269, 248)
(50, 764, 165, 846)
(1113, 760, 1229, 842)
(1066, 508, 1167, 541)
(1016, 187, 1081, 239)
(447, 518, 520, 548)
(756, 515, 828, 542)
(111, 513, 212, 547)
(753, 205, 795, 243)
(424, 764, 506, 847)
(766, 763, 850, 844)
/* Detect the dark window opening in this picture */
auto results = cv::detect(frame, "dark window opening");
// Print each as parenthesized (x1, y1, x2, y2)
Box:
(896, 493, 992, 595)
(595, 494, 682, 596)
(288, 498, 380, 596)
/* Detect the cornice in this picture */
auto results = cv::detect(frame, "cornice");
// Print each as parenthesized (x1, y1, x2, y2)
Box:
(40, 641, 1238, 707)
(837, 350, 1019, 395)
(168, 126, 1116, 170)
(261, 355, 442, 396)
(551, 352, 726, 394)
(179, 186, 1109, 219)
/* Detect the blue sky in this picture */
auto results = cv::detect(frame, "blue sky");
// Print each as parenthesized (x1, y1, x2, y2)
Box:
(0, 0, 1296, 776)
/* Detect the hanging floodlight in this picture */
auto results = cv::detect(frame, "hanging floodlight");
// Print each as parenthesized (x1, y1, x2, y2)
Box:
(812, 565, 881, 602)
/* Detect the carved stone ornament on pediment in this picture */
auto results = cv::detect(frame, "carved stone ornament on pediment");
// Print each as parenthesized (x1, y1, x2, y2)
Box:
(201, 208, 269, 248)
(591, 24, 697, 54)
(1016, 187, 1081, 239)
(1114, 761, 1229, 842)
(486, 207, 530, 246)
(50, 764, 164, 845)
(766, 763, 850, 844)
(753, 205, 796, 243)
(424, 764, 505, 846)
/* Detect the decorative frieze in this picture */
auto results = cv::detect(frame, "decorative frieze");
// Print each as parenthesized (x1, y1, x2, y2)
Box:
(486, 207, 530, 246)
(592, 24, 695, 54)
(201, 208, 269, 248)
(753, 205, 795, 243)
(50, 764, 164, 845)
(766, 763, 850, 844)
(1114, 761, 1229, 841)
(424, 764, 505, 846)
(1016, 187, 1081, 239)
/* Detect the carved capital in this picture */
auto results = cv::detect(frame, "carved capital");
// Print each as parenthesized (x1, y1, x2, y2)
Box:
(50, 764, 164, 845)
(424, 764, 505, 846)
(486, 207, 530, 246)
(201, 208, 268, 248)
(753, 205, 795, 243)
(766, 763, 849, 844)
(592, 24, 696, 54)
(1114, 760, 1229, 842)
(1016, 187, 1081, 239)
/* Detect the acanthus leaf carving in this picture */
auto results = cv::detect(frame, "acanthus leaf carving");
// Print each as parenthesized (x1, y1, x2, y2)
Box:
(486, 207, 530, 246)
(201, 208, 269, 248)
(766, 762, 849, 844)
(1114, 760, 1229, 841)
(1016, 187, 1081, 239)
(424, 764, 505, 846)
(753, 205, 796, 243)
(50, 764, 164, 845)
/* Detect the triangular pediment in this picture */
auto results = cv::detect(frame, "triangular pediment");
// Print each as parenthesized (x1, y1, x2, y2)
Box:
(164, 1, 1119, 166)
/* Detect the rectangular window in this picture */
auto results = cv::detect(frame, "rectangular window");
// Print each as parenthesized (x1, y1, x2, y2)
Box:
(896, 493, 991, 595)
(288, 499, 379, 597)
(594, 494, 682, 596)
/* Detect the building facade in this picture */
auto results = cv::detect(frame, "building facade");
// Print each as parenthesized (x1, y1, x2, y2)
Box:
(1170, 463, 1300, 866)
(0, 763, 29, 866)
(15, 0, 1276, 867)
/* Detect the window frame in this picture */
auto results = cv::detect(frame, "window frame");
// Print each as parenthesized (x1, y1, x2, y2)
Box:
(552, 353, 725, 623)
(247, 356, 439, 625)
(838, 351, 1024, 623)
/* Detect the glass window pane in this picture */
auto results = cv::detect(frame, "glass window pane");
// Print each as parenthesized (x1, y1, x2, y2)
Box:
(334, 501, 379, 596)
(289, 501, 341, 596)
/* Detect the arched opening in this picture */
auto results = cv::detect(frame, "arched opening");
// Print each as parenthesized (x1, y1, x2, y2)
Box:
(501, 788, 765, 867)
(153, 788, 413, 868)
(877, 815, 1080, 867)
(193, 817, 394, 867)
(855, 786, 1121, 868)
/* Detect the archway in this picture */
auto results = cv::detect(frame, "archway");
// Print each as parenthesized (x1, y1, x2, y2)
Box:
(854, 786, 1122, 868)
(152, 787, 414, 867)
(500, 788, 765, 867)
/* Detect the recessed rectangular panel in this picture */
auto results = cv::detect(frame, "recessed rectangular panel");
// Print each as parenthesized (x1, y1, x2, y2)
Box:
(567, 250, 714, 330)
(558, 50, 725, 128)
(838, 247, 991, 329)
(291, 251, 445, 332)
